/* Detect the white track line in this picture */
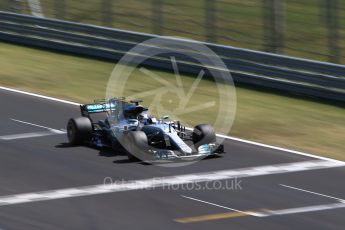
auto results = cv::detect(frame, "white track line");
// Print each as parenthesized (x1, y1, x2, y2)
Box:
(0, 160, 344, 207)
(10, 118, 65, 133)
(280, 184, 345, 203)
(180, 195, 263, 217)
(260, 202, 345, 217)
(219, 135, 342, 163)
(0, 86, 79, 106)
(179, 195, 345, 219)
(0, 85, 343, 163)
(0, 118, 65, 140)
(0, 130, 64, 140)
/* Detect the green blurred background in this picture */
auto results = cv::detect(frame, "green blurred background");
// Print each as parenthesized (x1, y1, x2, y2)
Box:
(1, 0, 345, 63)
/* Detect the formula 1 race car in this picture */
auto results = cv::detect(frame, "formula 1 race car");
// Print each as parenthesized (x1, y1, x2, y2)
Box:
(66, 98, 224, 162)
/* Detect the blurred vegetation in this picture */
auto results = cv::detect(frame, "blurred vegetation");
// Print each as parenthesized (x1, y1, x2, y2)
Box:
(2, 0, 345, 63)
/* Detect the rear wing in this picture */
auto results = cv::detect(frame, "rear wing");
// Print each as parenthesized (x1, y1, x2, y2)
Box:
(80, 102, 116, 117)
(80, 97, 143, 117)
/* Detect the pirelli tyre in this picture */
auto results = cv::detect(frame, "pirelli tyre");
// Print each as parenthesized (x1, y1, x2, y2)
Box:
(125, 131, 150, 161)
(67, 117, 93, 145)
(192, 124, 216, 148)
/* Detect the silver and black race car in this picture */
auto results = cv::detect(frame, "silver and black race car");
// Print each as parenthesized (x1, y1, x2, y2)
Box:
(66, 98, 224, 162)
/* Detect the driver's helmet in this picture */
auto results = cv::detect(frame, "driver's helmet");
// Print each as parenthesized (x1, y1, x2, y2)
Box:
(138, 111, 149, 124)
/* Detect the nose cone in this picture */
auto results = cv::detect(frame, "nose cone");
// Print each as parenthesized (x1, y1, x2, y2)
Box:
(166, 132, 193, 154)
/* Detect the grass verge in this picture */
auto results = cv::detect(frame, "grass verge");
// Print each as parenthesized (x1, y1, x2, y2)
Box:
(0, 42, 344, 160)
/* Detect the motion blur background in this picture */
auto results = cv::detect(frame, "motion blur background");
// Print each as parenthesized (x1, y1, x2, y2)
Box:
(1, 0, 344, 63)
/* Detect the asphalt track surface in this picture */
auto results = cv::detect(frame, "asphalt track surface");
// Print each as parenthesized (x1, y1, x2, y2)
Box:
(0, 87, 345, 229)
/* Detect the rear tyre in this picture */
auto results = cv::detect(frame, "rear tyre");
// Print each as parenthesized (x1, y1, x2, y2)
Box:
(192, 124, 216, 148)
(67, 117, 92, 145)
(126, 131, 149, 161)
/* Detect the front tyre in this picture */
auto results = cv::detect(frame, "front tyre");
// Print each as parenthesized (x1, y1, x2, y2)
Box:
(125, 131, 149, 161)
(67, 117, 92, 145)
(192, 124, 216, 148)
